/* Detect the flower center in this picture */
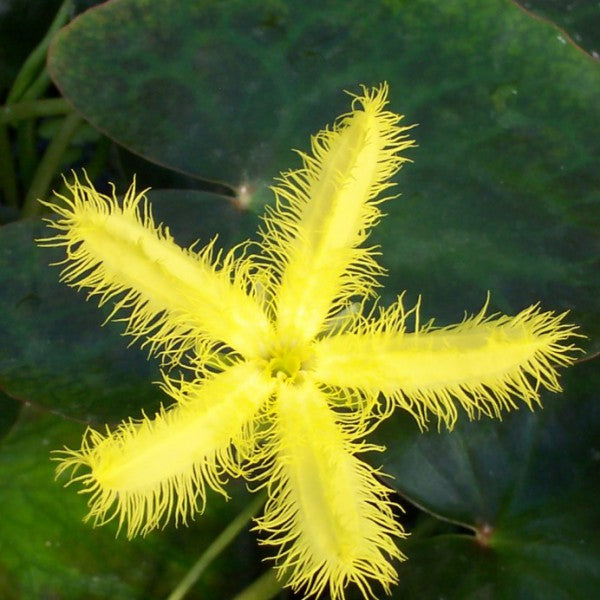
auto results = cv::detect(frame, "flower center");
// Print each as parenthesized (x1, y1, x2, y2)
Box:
(268, 353, 302, 380)
(264, 343, 313, 384)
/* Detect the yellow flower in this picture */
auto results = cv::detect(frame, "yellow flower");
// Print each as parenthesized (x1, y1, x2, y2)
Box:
(39, 83, 579, 599)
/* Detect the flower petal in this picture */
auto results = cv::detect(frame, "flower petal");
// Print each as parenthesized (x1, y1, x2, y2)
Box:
(38, 174, 271, 360)
(313, 299, 581, 429)
(260, 84, 414, 345)
(256, 380, 405, 600)
(55, 362, 274, 538)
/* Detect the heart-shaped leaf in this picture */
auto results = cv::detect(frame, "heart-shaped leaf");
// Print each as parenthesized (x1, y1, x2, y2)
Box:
(47, 0, 600, 342)
(375, 361, 600, 599)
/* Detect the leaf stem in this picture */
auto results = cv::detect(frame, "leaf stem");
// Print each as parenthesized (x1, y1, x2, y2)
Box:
(166, 492, 266, 600)
(232, 568, 283, 600)
(6, 0, 72, 104)
(22, 112, 82, 217)
(1, 98, 72, 125)
(20, 70, 52, 103)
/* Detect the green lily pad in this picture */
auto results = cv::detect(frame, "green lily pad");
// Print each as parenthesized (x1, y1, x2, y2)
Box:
(377, 365, 599, 525)
(47, 0, 600, 340)
(0, 405, 265, 599)
(0, 189, 258, 424)
(47, 0, 599, 202)
(392, 514, 599, 600)
(374, 360, 600, 598)
(513, 0, 600, 58)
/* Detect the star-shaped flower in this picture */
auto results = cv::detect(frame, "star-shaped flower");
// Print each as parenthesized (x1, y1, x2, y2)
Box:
(39, 84, 579, 599)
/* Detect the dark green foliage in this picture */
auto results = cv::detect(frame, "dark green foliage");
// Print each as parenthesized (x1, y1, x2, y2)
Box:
(0, 0, 598, 597)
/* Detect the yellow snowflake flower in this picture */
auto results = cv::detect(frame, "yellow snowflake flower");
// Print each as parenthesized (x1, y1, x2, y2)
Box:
(38, 83, 579, 599)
